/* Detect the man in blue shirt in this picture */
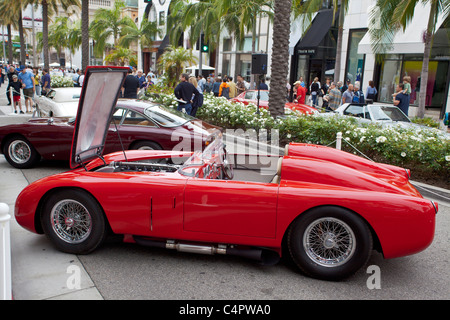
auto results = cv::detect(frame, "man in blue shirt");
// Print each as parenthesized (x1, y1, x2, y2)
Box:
(136, 70, 146, 89)
(18, 67, 35, 113)
(393, 83, 410, 116)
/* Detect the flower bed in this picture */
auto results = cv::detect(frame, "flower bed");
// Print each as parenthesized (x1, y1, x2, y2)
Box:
(146, 91, 450, 188)
(50, 76, 74, 88)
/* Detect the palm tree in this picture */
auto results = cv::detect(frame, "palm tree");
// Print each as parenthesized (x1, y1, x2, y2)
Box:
(24, 0, 80, 69)
(81, 0, 89, 70)
(158, 45, 198, 87)
(267, 0, 292, 117)
(119, 17, 161, 50)
(293, 0, 349, 83)
(369, 0, 450, 118)
(104, 46, 136, 66)
(0, 7, 20, 64)
(89, 0, 135, 57)
(0, 0, 27, 65)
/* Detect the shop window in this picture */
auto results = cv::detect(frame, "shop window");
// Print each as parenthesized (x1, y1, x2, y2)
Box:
(345, 29, 366, 84)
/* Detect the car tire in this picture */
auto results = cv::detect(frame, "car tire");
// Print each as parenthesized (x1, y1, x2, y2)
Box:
(287, 206, 373, 281)
(41, 189, 108, 255)
(3, 136, 41, 169)
(131, 141, 162, 150)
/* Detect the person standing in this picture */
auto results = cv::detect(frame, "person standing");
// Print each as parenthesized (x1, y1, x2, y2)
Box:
(227, 76, 236, 99)
(136, 70, 146, 89)
(189, 76, 203, 117)
(393, 83, 410, 115)
(310, 77, 321, 107)
(236, 75, 246, 95)
(341, 84, 354, 104)
(327, 82, 342, 111)
(40, 68, 51, 96)
(33, 68, 41, 96)
(212, 77, 221, 97)
(11, 75, 24, 114)
(122, 68, 140, 99)
(18, 67, 35, 113)
(366, 80, 377, 101)
(6, 66, 18, 105)
(174, 73, 199, 115)
(219, 78, 230, 99)
(296, 82, 307, 105)
(258, 78, 268, 90)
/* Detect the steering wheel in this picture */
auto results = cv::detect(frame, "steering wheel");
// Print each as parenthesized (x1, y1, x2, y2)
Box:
(220, 146, 234, 180)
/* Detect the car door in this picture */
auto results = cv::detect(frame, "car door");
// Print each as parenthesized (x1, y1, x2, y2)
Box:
(183, 178, 278, 238)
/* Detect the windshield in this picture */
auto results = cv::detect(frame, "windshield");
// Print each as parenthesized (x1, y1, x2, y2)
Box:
(178, 135, 224, 176)
(144, 105, 194, 128)
(370, 105, 410, 122)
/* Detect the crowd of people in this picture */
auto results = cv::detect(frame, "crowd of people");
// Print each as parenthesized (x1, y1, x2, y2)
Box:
(291, 75, 411, 116)
(0, 64, 54, 114)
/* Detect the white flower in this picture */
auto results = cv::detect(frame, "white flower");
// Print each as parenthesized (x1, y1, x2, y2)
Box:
(446, 155, 450, 161)
(376, 136, 387, 143)
(286, 134, 292, 139)
(401, 152, 406, 157)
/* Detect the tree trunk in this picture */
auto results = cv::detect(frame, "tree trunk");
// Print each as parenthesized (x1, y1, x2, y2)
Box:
(18, 12, 26, 65)
(417, 3, 437, 119)
(333, 6, 345, 83)
(43, 1, 49, 69)
(81, 0, 90, 70)
(268, 0, 291, 117)
(7, 25, 13, 64)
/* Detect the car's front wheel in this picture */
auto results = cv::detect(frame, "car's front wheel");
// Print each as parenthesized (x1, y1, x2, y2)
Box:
(3, 136, 41, 169)
(41, 189, 108, 254)
(288, 206, 373, 281)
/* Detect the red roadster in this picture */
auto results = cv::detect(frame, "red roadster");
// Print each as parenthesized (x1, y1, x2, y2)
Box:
(14, 67, 437, 281)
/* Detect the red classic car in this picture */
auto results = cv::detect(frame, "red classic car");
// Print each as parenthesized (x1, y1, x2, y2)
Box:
(231, 90, 318, 115)
(0, 95, 219, 169)
(14, 67, 437, 281)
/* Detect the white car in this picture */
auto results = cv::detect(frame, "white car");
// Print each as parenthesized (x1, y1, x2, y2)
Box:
(34, 87, 82, 117)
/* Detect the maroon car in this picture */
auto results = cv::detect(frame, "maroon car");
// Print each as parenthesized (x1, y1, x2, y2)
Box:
(0, 99, 220, 169)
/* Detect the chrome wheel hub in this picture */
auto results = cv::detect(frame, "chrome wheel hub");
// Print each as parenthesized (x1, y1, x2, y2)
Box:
(8, 140, 31, 164)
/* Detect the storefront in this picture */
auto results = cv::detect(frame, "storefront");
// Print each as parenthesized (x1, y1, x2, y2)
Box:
(290, 9, 338, 92)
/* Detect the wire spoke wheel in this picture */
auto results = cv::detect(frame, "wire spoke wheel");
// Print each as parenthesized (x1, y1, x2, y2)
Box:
(303, 217, 355, 267)
(51, 199, 92, 244)
(8, 140, 32, 164)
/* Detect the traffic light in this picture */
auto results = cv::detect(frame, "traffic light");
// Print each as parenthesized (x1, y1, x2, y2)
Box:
(201, 43, 209, 52)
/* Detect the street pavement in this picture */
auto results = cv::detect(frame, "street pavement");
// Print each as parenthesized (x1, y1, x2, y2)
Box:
(0, 83, 449, 300)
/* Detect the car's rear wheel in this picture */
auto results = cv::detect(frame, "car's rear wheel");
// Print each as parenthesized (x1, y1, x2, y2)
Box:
(288, 206, 372, 281)
(41, 189, 107, 254)
(3, 136, 41, 169)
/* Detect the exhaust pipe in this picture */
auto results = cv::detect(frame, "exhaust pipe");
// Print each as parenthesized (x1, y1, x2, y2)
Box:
(132, 237, 280, 265)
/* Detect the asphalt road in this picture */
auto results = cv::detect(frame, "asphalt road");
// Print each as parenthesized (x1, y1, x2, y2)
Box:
(14, 158, 450, 300)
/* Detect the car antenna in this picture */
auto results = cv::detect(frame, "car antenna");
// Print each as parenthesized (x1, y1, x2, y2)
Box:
(112, 117, 128, 162)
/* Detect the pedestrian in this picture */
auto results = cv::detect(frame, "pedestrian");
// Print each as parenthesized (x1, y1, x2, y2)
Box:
(40, 68, 51, 96)
(366, 80, 377, 101)
(145, 74, 154, 88)
(258, 78, 268, 90)
(393, 83, 410, 116)
(11, 75, 24, 114)
(18, 67, 35, 113)
(122, 68, 140, 99)
(341, 79, 350, 93)
(136, 70, 146, 89)
(296, 82, 307, 105)
(73, 69, 81, 87)
(197, 75, 206, 91)
(219, 78, 230, 99)
(33, 68, 41, 97)
(236, 75, 246, 95)
(227, 76, 236, 98)
(204, 77, 213, 93)
(78, 70, 85, 87)
(189, 76, 203, 117)
(6, 66, 18, 105)
(327, 82, 342, 111)
(352, 84, 365, 104)
(174, 73, 199, 115)
(310, 77, 321, 107)
(212, 77, 221, 97)
(341, 84, 354, 104)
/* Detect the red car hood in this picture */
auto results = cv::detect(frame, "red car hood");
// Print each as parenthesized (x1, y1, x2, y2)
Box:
(70, 66, 128, 168)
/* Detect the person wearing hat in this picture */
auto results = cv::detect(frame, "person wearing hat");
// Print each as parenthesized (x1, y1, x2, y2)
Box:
(296, 81, 307, 105)
(11, 74, 24, 114)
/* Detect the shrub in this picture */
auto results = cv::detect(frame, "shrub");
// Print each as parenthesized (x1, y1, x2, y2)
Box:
(51, 76, 74, 88)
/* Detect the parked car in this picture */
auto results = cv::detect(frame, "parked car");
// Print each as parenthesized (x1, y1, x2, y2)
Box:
(34, 87, 82, 117)
(231, 90, 318, 115)
(14, 67, 437, 281)
(1, 98, 219, 169)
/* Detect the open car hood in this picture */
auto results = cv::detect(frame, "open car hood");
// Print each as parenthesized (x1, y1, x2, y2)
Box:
(70, 66, 128, 168)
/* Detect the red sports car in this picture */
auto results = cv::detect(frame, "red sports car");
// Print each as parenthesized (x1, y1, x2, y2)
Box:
(231, 90, 318, 115)
(0, 94, 219, 169)
(14, 67, 437, 281)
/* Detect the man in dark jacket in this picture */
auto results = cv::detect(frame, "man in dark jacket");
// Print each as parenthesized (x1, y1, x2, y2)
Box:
(6, 66, 18, 105)
(174, 73, 199, 115)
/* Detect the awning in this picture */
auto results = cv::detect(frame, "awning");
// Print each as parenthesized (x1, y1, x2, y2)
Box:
(289, 13, 317, 55)
(157, 34, 170, 55)
(186, 64, 215, 70)
(358, 3, 446, 54)
(294, 9, 334, 55)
